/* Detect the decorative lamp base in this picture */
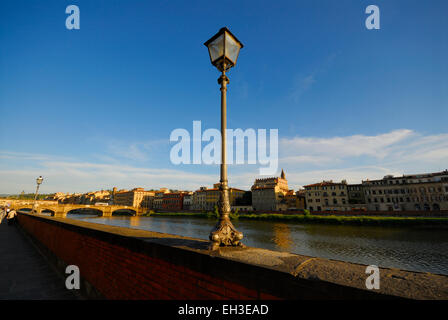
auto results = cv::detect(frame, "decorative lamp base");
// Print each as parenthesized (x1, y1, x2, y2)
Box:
(209, 216, 244, 250)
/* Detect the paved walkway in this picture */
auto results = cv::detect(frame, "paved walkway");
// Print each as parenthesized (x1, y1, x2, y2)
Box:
(0, 220, 79, 300)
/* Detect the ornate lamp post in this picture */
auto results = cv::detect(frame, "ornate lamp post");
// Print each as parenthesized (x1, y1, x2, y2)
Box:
(32, 176, 43, 213)
(204, 27, 244, 250)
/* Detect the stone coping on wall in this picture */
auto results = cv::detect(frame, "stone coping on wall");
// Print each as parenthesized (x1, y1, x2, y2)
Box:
(17, 212, 448, 300)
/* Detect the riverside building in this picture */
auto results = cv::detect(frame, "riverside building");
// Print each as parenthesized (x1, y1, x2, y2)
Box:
(113, 188, 155, 209)
(192, 186, 245, 211)
(362, 171, 448, 211)
(251, 169, 290, 211)
(304, 180, 351, 212)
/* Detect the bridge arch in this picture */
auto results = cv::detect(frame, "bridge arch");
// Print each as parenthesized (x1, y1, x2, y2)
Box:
(111, 208, 137, 216)
(40, 208, 55, 216)
(66, 208, 104, 216)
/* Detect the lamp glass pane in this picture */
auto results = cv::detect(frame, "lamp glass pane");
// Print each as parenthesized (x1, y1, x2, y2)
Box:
(207, 33, 224, 63)
(225, 32, 241, 64)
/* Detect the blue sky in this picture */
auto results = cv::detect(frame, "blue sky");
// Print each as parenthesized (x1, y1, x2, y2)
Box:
(1, 0, 447, 193)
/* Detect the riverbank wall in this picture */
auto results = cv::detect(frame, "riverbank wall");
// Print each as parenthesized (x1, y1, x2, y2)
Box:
(147, 211, 448, 227)
(155, 208, 448, 217)
(16, 211, 448, 300)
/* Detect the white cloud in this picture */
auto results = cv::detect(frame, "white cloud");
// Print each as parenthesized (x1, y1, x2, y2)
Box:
(289, 53, 338, 103)
(106, 139, 167, 162)
(0, 161, 216, 194)
(277, 129, 448, 189)
(279, 129, 414, 161)
(1, 129, 447, 194)
(290, 74, 316, 102)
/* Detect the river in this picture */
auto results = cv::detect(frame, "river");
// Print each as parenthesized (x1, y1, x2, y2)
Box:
(67, 214, 448, 275)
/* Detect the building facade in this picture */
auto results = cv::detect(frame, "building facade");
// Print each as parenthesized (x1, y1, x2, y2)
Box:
(304, 180, 351, 212)
(192, 186, 245, 211)
(362, 171, 448, 211)
(182, 193, 193, 211)
(162, 192, 185, 211)
(113, 188, 155, 209)
(347, 184, 367, 210)
(192, 187, 208, 211)
(151, 188, 170, 210)
(295, 190, 306, 210)
(251, 169, 290, 211)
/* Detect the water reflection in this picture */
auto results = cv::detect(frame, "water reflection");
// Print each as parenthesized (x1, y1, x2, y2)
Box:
(129, 216, 140, 227)
(66, 214, 448, 275)
(272, 223, 293, 251)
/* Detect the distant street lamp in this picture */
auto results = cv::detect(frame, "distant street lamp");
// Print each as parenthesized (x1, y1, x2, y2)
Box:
(204, 27, 244, 250)
(32, 176, 44, 213)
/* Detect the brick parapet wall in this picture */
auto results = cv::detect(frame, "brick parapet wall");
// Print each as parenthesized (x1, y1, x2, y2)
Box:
(16, 212, 448, 300)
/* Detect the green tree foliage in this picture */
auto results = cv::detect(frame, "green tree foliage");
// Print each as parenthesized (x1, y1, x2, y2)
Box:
(0, 193, 54, 200)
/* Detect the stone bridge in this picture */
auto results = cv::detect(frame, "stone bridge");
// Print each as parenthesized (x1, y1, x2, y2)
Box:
(1, 200, 138, 218)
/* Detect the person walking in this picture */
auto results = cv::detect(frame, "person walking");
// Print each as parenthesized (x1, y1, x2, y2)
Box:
(6, 208, 17, 226)
(0, 206, 6, 224)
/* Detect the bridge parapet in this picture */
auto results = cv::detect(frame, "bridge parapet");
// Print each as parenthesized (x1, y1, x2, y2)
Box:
(15, 211, 448, 300)
(0, 199, 58, 208)
(10, 203, 137, 218)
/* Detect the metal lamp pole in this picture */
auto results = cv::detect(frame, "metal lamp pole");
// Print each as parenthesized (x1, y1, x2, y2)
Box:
(32, 176, 43, 214)
(204, 27, 245, 250)
(208, 63, 244, 250)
